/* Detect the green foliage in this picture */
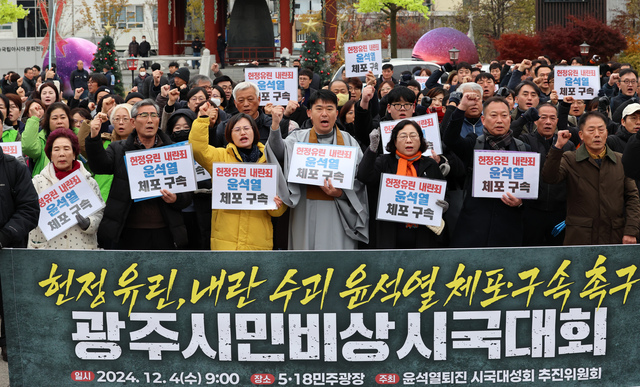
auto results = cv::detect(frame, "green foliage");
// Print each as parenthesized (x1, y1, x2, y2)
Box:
(0, 0, 29, 25)
(449, 0, 535, 61)
(299, 33, 332, 84)
(91, 34, 125, 96)
(355, 0, 430, 58)
(185, 0, 204, 39)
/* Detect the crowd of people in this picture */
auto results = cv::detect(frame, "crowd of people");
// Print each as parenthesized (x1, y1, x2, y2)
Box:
(1, 52, 640, 255)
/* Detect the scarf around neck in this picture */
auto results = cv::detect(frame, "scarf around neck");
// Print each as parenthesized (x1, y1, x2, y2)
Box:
(237, 145, 261, 163)
(483, 127, 514, 150)
(54, 160, 81, 181)
(395, 150, 420, 177)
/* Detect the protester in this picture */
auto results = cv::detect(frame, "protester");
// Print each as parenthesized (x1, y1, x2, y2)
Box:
(266, 90, 369, 249)
(28, 129, 103, 249)
(544, 112, 640, 245)
(357, 121, 446, 248)
(85, 99, 192, 249)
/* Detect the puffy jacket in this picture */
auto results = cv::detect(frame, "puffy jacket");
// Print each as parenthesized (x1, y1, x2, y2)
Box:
(189, 117, 286, 250)
(85, 129, 192, 248)
(0, 148, 39, 247)
(28, 162, 104, 249)
(22, 116, 79, 176)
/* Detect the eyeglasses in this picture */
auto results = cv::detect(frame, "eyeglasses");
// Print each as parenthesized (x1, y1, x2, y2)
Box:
(201, 85, 212, 90)
(232, 126, 251, 134)
(112, 117, 129, 123)
(397, 133, 419, 141)
(390, 103, 413, 111)
(620, 79, 638, 85)
(136, 112, 159, 119)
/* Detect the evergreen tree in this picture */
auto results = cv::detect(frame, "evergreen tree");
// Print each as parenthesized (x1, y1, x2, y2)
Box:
(91, 29, 124, 96)
(299, 32, 331, 84)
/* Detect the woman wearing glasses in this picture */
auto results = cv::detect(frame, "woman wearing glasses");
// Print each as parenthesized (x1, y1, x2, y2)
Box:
(189, 104, 286, 250)
(357, 120, 447, 248)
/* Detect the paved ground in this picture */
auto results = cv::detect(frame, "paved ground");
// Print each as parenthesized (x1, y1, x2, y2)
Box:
(0, 358, 8, 386)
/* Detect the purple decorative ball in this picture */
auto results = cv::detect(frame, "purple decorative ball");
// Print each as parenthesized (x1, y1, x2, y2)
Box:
(43, 37, 98, 98)
(412, 27, 479, 65)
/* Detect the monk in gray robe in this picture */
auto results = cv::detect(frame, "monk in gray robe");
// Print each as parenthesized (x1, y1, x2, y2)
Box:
(266, 89, 369, 250)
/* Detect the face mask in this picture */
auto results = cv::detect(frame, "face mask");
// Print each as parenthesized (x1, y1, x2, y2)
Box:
(140, 72, 146, 77)
(336, 93, 349, 107)
(210, 98, 221, 107)
(171, 130, 190, 143)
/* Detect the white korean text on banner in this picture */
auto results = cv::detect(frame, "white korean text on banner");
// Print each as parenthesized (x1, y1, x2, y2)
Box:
(380, 113, 442, 155)
(245, 68, 298, 106)
(287, 143, 358, 190)
(211, 163, 278, 210)
(377, 173, 447, 227)
(0, 141, 22, 157)
(472, 150, 540, 199)
(554, 66, 600, 100)
(344, 40, 382, 78)
(37, 170, 105, 240)
(125, 144, 197, 200)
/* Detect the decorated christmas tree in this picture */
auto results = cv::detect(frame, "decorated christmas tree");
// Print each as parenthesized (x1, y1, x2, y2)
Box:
(90, 24, 124, 96)
(299, 32, 331, 84)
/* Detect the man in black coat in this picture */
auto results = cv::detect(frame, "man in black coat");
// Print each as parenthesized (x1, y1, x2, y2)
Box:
(139, 36, 151, 68)
(70, 60, 89, 99)
(444, 94, 529, 247)
(85, 99, 191, 249)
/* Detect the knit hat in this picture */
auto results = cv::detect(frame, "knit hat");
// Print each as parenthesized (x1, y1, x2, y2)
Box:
(125, 92, 144, 103)
(174, 67, 191, 83)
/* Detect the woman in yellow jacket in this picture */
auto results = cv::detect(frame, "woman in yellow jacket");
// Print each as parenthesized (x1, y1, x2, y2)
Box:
(189, 103, 286, 250)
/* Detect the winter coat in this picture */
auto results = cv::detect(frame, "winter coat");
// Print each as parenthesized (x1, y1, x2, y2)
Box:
(0, 147, 39, 247)
(189, 117, 286, 250)
(606, 125, 634, 153)
(21, 116, 79, 177)
(28, 162, 104, 249)
(357, 148, 445, 248)
(85, 129, 192, 248)
(543, 145, 640, 245)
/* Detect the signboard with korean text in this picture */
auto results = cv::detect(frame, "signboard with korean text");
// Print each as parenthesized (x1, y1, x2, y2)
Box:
(2, 245, 640, 386)
(211, 163, 278, 210)
(245, 68, 298, 106)
(125, 144, 198, 200)
(377, 174, 447, 227)
(287, 143, 358, 190)
(0, 141, 22, 157)
(415, 76, 428, 91)
(344, 40, 383, 78)
(472, 150, 540, 199)
(36, 170, 104, 240)
(554, 66, 600, 100)
(380, 113, 443, 155)
(195, 162, 211, 182)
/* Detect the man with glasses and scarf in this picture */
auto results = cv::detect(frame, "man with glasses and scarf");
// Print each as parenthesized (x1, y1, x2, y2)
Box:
(85, 99, 192, 250)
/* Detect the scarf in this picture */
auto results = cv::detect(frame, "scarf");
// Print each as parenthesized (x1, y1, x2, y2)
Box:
(306, 128, 344, 201)
(395, 150, 420, 177)
(54, 160, 81, 181)
(483, 127, 514, 150)
(237, 145, 261, 163)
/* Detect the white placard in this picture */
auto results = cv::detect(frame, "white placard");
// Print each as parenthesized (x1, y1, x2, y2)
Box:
(125, 144, 198, 200)
(287, 143, 358, 190)
(344, 40, 383, 78)
(37, 170, 105, 240)
(415, 76, 429, 90)
(0, 141, 22, 157)
(194, 162, 211, 182)
(380, 113, 443, 155)
(211, 163, 278, 210)
(377, 173, 446, 227)
(245, 67, 298, 106)
(554, 66, 600, 100)
(472, 150, 540, 199)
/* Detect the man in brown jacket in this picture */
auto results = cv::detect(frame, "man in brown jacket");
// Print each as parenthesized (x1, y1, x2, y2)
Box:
(542, 111, 640, 245)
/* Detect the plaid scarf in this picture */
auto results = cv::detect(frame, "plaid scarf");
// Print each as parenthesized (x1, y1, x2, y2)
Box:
(483, 127, 514, 150)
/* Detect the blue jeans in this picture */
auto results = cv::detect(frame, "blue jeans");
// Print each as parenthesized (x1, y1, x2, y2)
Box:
(193, 52, 201, 69)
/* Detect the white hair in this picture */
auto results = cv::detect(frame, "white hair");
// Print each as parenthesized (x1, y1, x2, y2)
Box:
(109, 103, 132, 122)
(457, 82, 483, 99)
(232, 81, 259, 100)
